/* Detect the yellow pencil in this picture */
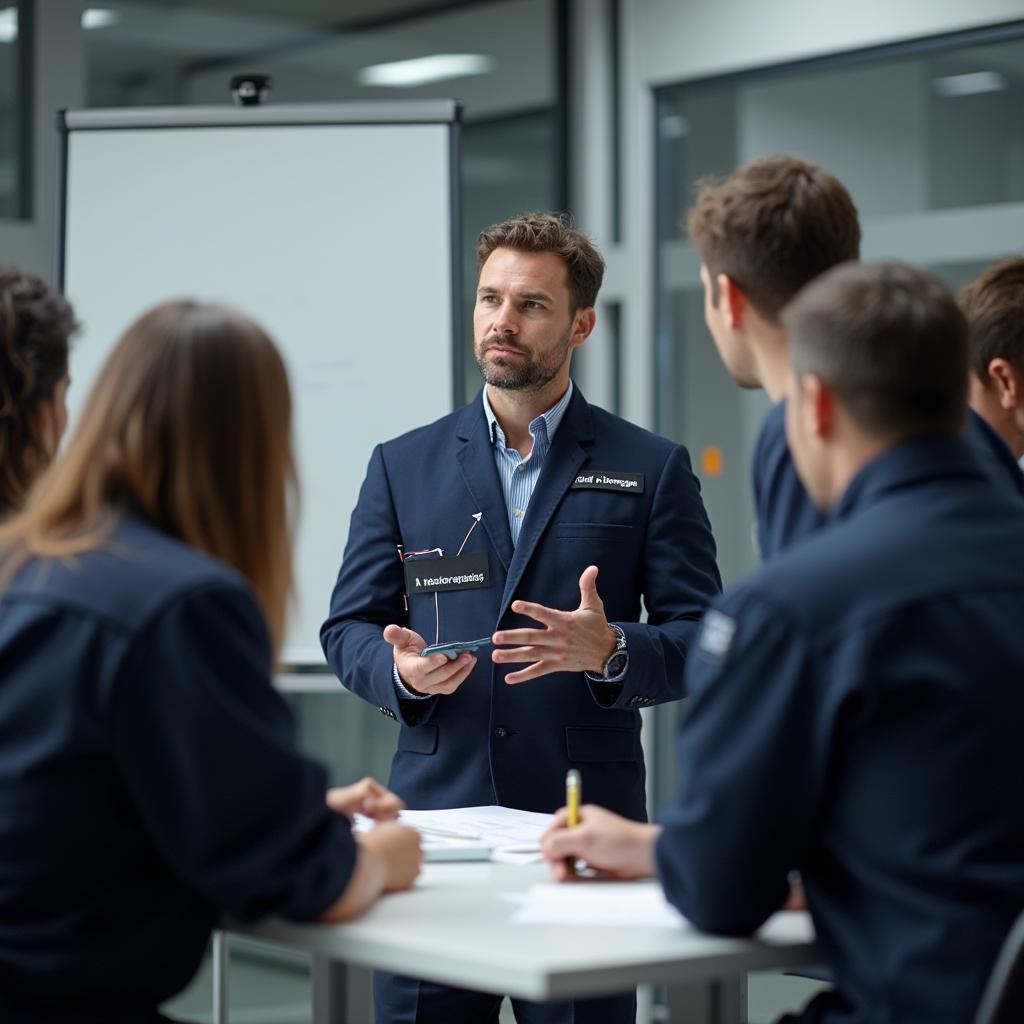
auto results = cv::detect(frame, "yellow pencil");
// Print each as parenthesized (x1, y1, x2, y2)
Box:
(565, 769, 581, 877)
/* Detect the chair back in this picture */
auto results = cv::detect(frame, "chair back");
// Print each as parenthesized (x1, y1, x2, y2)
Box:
(974, 909, 1024, 1024)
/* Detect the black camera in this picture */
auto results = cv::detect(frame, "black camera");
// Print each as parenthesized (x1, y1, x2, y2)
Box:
(230, 74, 273, 107)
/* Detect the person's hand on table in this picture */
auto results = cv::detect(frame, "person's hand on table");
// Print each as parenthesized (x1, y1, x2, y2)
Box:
(784, 878, 807, 910)
(540, 804, 661, 881)
(326, 776, 404, 821)
(383, 624, 476, 696)
(491, 565, 618, 684)
(357, 821, 423, 893)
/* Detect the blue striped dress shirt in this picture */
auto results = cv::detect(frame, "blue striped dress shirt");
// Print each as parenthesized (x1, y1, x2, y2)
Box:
(481, 380, 574, 546)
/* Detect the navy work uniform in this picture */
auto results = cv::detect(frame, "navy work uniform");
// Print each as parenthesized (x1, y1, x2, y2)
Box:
(753, 400, 1024, 559)
(657, 437, 1024, 1024)
(0, 516, 357, 1024)
(322, 384, 721, 1024)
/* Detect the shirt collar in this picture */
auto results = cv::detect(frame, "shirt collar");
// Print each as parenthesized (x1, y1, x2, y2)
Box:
(481, 380, 574, 450)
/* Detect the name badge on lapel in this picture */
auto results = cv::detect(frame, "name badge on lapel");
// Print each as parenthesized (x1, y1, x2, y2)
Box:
(404, 551, 491, 596)
(571, 471, 645, 494)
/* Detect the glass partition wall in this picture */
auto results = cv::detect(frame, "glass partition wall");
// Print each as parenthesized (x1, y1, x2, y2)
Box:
(652, 24, 1024, 807)
(0, 0, 30, 218)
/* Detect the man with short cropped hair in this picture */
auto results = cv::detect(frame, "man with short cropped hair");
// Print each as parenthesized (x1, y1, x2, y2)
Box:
(961, 256, 1024, 459)
(541, 262, 1024, 1024)
(687, 155, 1023, 559)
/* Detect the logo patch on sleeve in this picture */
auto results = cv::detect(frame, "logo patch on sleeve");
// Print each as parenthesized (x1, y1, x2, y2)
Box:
(698, 609, 736, 657)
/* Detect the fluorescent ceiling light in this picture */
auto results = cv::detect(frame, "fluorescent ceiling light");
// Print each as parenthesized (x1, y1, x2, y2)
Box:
(82, 8, 120, 31)
(932, 71, 1008, 98)
(356, 54, 495, 88)
(0, 7, 17, 44)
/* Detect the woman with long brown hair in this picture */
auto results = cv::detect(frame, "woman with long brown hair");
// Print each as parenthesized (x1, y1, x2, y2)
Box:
(0, 266, 75, 516)
(0, 300, 420, 1023)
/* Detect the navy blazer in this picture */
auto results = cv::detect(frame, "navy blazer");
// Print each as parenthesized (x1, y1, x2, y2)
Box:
(322, 388, 721, 820)
(0, 516, 356, 1022)
(657, 437, 1024, 1024)
(752, 402, 1024, 560)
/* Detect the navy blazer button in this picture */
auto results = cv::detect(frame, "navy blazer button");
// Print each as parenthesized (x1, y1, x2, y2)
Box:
(494, 726, 508, 738)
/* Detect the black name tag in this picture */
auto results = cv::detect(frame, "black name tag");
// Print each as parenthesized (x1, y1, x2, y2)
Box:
(571, 471, 645, 494)
(404, 551, 491, 596)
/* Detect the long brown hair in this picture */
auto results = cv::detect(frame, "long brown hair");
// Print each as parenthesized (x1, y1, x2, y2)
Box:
(0, 267, 76, 514)
(0, 300, 296, 652)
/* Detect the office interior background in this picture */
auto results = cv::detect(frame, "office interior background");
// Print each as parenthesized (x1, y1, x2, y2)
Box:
(3, 0, 1023, 1020)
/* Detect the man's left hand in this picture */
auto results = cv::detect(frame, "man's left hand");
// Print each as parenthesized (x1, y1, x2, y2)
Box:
(491, 565, 618, 684)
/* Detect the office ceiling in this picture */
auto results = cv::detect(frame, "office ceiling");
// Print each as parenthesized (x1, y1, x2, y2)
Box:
(130, 0, 488, 28)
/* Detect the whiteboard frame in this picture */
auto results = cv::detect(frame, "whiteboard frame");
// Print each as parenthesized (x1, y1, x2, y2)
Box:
(54, 101, 465, 671)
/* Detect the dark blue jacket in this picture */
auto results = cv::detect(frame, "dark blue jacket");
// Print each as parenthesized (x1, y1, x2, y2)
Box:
(656, 437, 1024, 1024)
(0, 516, 356, 1023)
(322, 388, 721, 819)
(753, 402, 1024, 559)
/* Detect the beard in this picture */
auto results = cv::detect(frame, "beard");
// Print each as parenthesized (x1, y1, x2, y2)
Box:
(474, 326, 572, 392)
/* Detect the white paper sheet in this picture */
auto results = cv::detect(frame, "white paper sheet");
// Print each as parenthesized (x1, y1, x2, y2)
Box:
(354, 805, 553, 863)
(510, 882, 690, 928)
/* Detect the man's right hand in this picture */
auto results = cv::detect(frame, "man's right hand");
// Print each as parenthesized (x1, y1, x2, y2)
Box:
(383, 624, 476, 696)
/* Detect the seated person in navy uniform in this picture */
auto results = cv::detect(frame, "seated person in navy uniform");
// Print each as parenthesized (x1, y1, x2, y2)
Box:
(961, 256, 1024, 461)
(541, 262, 1024, 1024)
(0, 266, 76, 516)
(0, 300, 421, 1024)
(322, 213, 721, 1024)
(685, 155, 1023, 560)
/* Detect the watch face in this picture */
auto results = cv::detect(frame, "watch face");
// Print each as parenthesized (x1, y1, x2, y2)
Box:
(605, 651, 629, 678)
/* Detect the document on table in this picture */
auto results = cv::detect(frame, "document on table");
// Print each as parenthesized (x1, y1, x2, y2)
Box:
(354, 806, 553, 863)
(510, 882, 689, 928)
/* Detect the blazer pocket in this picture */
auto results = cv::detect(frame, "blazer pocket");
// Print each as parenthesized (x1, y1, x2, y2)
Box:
(397, 724, 439, 755)
(565, 726, 638, 763)
(556, 523, 633, 541)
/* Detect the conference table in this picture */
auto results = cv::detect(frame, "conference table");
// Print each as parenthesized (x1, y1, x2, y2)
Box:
(219, 860, 818, 1024)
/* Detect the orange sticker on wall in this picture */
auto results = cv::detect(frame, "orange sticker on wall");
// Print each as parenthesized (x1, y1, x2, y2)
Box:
(702, 446, 723, 477)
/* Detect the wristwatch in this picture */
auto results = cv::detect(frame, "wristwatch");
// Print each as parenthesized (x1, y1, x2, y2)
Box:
(588, 624, 628, 682)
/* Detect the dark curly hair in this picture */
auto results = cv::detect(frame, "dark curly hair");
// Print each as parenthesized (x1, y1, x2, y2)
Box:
(0, 267, 76, 514)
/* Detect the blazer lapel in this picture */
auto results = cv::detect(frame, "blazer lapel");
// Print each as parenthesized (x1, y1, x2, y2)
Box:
(500, 388, 595, 613)
(455, 397, 515, 573)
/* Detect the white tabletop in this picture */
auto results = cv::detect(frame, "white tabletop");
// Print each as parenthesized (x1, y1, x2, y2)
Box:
(229, 862, 818, 1002)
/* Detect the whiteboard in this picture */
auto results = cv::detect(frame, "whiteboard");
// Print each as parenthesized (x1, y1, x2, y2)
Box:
(58, 103, 462, 665)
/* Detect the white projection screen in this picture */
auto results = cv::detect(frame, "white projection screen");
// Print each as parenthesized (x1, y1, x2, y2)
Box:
(58, 102, 463, 666)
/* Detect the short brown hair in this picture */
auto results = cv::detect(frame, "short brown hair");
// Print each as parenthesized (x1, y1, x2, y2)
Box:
(0, 267, 76, 514)
(959, 256, 1024, 383)
(476, 212, 605, 311)
(783, 262, 968, 440)
(687, 155, 861, 322)
(0, 301, 296, 653)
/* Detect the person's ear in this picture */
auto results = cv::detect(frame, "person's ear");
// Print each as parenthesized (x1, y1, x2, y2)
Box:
(717, 274, 747, 330)
(569, 306, 597, 349)
(799, 373, 835, 441)
(987, 358, 1023, 411)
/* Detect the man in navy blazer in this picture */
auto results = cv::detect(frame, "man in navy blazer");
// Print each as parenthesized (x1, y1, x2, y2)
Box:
(322, 213, 720, 1023)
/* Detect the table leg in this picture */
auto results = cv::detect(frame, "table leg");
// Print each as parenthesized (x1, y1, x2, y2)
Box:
(312, 956, 373, 1024)
(665, 976, 745, 1024)
(212, 931, 230, 1024)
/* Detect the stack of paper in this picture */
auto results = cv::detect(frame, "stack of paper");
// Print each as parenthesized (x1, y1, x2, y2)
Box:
(354, 805, 553, 863)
